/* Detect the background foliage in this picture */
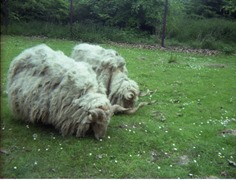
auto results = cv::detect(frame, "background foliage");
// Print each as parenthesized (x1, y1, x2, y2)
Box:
(1, 0, 236, 48)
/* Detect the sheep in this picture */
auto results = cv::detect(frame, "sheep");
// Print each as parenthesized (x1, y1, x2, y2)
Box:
(7, 44, 116, 140)
(71, 43, 155, 114)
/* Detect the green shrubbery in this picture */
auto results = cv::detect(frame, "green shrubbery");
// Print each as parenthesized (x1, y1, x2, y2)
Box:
(2, 17, 235, 53)
(167, 18, 236, 50)
(1, 20, 154, 44)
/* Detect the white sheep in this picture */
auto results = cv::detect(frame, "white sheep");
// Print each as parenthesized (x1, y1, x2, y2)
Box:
(7, 44, 115, 140)
(71, 43, 155, 114)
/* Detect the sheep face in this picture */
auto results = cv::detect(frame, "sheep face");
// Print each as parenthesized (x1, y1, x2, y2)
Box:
(120, 80, 140, 108)
(109, 71, 140, 108)
(88, 106, 111, 139)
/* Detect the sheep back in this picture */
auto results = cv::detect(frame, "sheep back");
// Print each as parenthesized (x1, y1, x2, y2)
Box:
(7, 44, 112, 139)
(71, 43, 140, 108)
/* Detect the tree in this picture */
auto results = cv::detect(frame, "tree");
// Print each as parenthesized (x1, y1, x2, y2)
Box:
(7, 0, 69, 23)
(161, 0, 168, 47)
(222, 0, 236, 18)
(1, 0, 9, 33)
(183, 0, 231, 19)
(69, 0, 74, 38)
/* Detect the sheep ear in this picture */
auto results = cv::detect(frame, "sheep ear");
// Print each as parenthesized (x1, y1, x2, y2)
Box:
(88, 110, 98, 122)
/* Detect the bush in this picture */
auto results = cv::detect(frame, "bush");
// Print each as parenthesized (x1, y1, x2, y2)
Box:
(167, 18, 236, 44)
(2, 19, 236, 51)
(221, 46, 235, 55)
(200, 36, 217, 50)
(3, 20, 153, 44)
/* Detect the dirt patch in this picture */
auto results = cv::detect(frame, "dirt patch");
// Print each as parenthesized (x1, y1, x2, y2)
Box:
(205, 64, 226, 68)
(178, 155, 190, 165)
(151, 111, 166, 122)
(221, 129, 236, 136)
(110, 42, 219, 56)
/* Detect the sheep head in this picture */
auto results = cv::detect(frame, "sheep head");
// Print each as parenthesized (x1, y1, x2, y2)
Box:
(109, 75, 140, 109)
(88, 106, 112, 140)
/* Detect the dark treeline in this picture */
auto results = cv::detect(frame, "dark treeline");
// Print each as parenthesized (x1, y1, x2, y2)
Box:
(1, 0, 236, 51)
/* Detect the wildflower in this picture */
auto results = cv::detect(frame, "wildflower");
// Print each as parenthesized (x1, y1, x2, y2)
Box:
(115, 160, 118, 163)
(14, 166, 17, 170)
(107, 136, 111, 139)
(193, 160, 197, 163)
(157, 166, 161, 169)
(34, 161, 38, 165)
(33, 133, 38, 140)
(89, 153, 92, 156)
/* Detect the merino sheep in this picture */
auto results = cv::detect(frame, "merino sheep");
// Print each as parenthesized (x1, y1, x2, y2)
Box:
(7, 44, 115, 139)
(71, 43, 155, 114)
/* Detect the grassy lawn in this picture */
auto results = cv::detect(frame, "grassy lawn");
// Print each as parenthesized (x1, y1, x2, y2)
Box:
(1, 35, 236, 178)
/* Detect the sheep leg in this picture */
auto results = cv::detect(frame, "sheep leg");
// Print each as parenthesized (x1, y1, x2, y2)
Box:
(124, 100, 156, 114)
(112, 100, 156, 115)
(111, 104, 131, 114)
(139, 89, 158, 97)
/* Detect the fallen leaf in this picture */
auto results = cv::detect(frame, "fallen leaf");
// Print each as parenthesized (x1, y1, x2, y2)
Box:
(0, 149, 10, 155)
(228, 160, 236, 167)
(221, 129, 236, 136)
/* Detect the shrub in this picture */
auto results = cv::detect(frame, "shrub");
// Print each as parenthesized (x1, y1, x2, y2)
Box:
(221, 46, 235, 55)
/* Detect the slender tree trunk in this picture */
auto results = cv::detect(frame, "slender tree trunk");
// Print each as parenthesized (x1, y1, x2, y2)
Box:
(161, 0, 168, 47)
(70, 0, 74, 38)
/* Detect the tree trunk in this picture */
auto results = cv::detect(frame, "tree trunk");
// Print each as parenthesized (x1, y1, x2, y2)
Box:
(70, 0, 74, 38)
(161, 0, 168, 47)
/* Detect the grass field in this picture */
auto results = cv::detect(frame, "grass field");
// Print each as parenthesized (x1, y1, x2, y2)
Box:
(1, 35, 236, 178)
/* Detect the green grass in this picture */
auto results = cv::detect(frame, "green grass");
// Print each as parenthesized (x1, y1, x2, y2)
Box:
(1, 35, 236, 178)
